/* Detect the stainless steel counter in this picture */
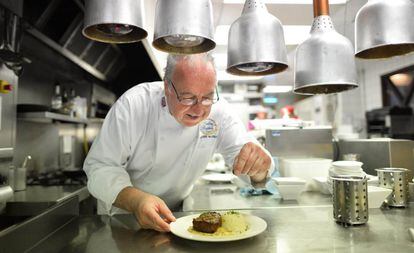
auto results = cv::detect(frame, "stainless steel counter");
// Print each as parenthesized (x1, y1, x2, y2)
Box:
(183, 180, 332, 211)
(56, 206, 414, 253)
(10, 185, 89, 203)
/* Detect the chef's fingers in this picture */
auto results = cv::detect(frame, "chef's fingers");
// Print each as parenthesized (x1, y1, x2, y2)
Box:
(233, 143, 252, 175)
(158, 203, 176, 223)
(240, 152, 259, 175)
(246, 156, 262, 177)
(148, 210, 171, 232)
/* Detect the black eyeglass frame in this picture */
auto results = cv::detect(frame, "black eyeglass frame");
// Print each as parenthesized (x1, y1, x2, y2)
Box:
(167, 79, 220, 106)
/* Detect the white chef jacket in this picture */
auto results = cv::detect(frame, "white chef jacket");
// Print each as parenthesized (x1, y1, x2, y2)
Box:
(83, 81, 274, 214)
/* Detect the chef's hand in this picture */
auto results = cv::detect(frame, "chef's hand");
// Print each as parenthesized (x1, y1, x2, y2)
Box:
(233, 142, 271, 182)
(114, 187, 176, 232)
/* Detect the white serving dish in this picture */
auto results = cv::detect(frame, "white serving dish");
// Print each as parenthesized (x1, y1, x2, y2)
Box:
(272, 177, 306, 200)
(367, 186, 392, 209)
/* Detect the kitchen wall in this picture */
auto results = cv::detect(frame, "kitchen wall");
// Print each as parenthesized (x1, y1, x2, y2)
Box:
(13, 30, 101, 172)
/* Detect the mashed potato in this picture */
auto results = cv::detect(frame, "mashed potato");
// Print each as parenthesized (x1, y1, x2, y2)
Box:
(221, 211, 249, 234)
(188, 211, 249, 236)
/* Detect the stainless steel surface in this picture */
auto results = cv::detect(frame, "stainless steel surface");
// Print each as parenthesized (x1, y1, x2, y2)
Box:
(0, 196, 78, 253)
(153, 0, 215, 54)
(182, 180, 332, 211)
(376, 168, 410, 207)
(17, 111, 87, 124)
(82, 0, 147, 43)
(226, 0, 288, 76)
(294, 14, 358, 94)
(355, 0, 414, 59)
(58, 206, 414, 252)
(265, 127, 333, 159)
(9, 185, 89, 203)
(337, 138, 414, 180)
(332, 176, 368, 225)
(26, 28, 108, 81)
(0, 148, 13, 158)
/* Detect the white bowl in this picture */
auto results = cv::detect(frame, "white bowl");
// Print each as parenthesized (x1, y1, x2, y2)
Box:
(332, 161, 363, 168)
(312, 177, 331, 195)
(368, 186, 392, 209)
(272, 177, 306, 200)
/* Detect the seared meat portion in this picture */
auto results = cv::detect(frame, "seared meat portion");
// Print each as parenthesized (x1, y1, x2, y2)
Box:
(192, 212, 222, 233)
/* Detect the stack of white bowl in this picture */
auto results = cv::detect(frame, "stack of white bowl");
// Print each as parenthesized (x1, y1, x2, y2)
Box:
(326, 161, 365, 194)
(329, 161, 365, 177)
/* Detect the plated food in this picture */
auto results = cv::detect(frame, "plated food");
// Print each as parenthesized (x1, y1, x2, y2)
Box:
(190, 211, 249, 236)
(170, 211, 267, 242)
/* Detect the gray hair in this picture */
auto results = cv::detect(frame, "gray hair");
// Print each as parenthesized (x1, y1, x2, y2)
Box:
(164, 53, 216, 81)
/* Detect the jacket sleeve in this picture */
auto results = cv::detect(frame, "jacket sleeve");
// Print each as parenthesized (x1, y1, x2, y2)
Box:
(83, 95, 137, 214)
(215, 101, 275, 177)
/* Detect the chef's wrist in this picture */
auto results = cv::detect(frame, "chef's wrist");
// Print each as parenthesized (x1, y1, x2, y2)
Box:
(114, 186, 145, 213)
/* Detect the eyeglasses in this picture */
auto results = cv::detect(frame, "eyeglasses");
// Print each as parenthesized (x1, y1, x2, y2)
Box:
(167, 79, 219, 106)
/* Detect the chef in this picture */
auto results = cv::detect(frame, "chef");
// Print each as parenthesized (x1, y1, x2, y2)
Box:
(83, 53, 274, 232)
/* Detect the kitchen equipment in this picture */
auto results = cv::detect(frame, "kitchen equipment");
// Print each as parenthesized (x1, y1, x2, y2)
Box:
(7, 166, 14, 190)
(89, 84, 116, 118)
(332, 176, 368, 226)
(366, 107, 414, 140)
(0, 185, 13, 202)
(342, 153, 361, 161)
(153, 0, 215, 54)
(355, 0, 414, 59)
(294, 0, 357, 94)
(14, 155, 31, 191)
(0, 7, 23, 64)
(226, 0, 288, 76)
(266, 127, 333, 159)
(376, 168, 410, 207)
(82, 0, 147, 43)
(337, 138, 414, 180)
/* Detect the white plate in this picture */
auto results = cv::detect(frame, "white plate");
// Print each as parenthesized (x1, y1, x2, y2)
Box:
(170, 213, 267, 242)
(201, 173, 236, 183)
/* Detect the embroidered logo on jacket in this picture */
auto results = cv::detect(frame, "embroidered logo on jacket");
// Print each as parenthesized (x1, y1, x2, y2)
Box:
(200, 119, 219, 139)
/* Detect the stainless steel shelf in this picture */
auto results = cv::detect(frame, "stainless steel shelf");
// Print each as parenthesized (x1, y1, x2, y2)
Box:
(17, 111, 88, 124)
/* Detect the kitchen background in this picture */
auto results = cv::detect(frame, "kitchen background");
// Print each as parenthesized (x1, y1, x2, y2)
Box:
(0, 0, 413, 182)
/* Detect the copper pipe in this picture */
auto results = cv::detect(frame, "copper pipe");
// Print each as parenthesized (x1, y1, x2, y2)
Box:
(313, 0, 330, 17)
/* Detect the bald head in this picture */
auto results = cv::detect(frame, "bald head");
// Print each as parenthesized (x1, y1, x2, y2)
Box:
(164, 53, 216, 82)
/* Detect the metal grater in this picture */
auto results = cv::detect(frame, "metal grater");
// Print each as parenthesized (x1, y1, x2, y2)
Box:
(332, 176, 368, 226)
(376, 168, 410, 207)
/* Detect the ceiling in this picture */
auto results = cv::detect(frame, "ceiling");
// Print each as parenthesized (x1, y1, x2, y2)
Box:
(143, 0, 350, 83)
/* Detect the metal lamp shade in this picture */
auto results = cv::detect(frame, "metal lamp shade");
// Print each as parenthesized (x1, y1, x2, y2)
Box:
(153, 0, 215, 54)
(294, 1, 357, 95)
(355, 0, 414, 59)
(82, 0, 147, 43)
(227, 0, 288, 76)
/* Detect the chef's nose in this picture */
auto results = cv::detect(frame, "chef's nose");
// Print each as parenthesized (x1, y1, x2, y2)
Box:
(191, 101, 204, 114)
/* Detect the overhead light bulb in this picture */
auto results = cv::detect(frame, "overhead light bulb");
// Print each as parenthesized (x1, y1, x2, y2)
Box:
(236, 62, 275, 73)
(96, 24, 134, 36)
(163, 35, 205, 48)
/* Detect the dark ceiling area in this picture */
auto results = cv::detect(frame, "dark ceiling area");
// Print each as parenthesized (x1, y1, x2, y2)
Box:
(114, 42, 161, 97)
